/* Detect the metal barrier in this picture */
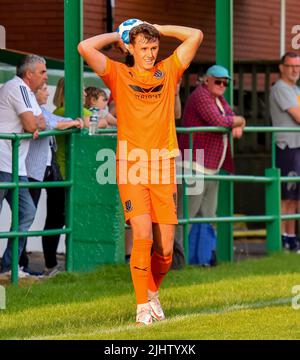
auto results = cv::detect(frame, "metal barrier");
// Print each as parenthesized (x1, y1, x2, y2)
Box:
(176, 126, 300, 263)
(1, 126, 299, 283)
(0, 129, 78, 284)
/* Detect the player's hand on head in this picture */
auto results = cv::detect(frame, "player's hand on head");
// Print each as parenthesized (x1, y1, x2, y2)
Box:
(152, 24, 162, 33)
(114, 39, 129, 55)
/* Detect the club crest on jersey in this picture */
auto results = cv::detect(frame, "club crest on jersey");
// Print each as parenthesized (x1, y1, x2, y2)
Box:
(125, 200, 133, 212)
(154, 69, 164, 79)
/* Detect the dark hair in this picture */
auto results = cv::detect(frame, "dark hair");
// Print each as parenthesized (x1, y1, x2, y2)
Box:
(84, 86, 108, 108)
(16, 54, 46, 78)
(280, 52, 300, 64)
(125, 24, 160, 67)
(129, 23, 160, 45)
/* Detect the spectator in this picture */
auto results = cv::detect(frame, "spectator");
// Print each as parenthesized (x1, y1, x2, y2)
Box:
(21, 83, 83, 276)
(0, 54, 47, 277)
(173, 65, 246, 269)
(84, 86, 117, 127)
(270, 51, 300, 252)
(52, 77, 91, 178)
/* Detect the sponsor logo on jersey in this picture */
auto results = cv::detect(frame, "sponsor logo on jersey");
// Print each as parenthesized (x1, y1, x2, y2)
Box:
(129, 84, 163, 93)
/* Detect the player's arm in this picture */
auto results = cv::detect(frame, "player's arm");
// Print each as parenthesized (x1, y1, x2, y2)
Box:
(78, 33, 122, 75)
(153, 25, 203, 68)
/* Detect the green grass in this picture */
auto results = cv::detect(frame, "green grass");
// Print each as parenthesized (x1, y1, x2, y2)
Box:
(0, 253, 300, 339)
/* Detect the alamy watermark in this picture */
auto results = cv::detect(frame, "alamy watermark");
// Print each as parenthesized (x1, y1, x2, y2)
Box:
(291, 25, 300, 50)
(95, 141, 205, 195)
(0, 285, 5, 310)
(292, 285, 300, 310)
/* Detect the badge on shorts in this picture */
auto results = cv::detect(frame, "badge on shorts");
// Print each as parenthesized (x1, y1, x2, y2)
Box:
(125, 200, 133, 212)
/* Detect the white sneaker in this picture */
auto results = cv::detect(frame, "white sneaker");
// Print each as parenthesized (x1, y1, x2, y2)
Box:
(136, 303, 153, 325)
(43, 265, 63, 277)
(3, 266, 31, 279)
(148, 291, 165, 321)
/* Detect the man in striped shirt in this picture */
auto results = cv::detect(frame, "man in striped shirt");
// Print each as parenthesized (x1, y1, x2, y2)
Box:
(0, 55, 47, 276)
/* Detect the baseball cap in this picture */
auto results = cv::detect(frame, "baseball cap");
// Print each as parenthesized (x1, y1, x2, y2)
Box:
(206, 65, 231, 79)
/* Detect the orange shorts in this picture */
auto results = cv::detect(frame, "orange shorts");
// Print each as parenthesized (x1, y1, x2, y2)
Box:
(116, 159, 178, 224)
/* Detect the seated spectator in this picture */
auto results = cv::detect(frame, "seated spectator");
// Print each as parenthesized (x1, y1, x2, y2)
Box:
(20, 83, 83, 276)
(84, 86, 117, 127)
(0, 54, 47, 277)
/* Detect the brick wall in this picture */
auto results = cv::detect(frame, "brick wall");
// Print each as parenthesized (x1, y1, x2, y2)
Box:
(0, 0, 64, 59)
(234, 0, 299, 61)
(0, 0, 299, 62)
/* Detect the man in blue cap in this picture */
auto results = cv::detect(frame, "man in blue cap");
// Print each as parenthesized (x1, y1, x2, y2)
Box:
(172, 65, 246, 269)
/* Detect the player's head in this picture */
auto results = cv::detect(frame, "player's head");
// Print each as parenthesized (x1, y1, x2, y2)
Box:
(127, 23, 160, 71)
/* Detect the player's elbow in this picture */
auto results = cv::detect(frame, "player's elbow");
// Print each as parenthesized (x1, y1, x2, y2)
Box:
(77, 41, 87, 57)
(195, 29, 204, 46)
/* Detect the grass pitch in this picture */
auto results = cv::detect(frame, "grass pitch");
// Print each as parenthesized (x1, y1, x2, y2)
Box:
(0, 253, 299, 340)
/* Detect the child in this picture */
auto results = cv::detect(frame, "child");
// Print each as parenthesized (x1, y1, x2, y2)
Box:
(84, 86, 117, 127)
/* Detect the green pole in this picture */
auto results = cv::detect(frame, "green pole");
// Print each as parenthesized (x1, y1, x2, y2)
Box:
(11, 137, 19, 284)
(64, 0, 83, 118)
(183, 179, 189, 262)
(271, 132, 276, 169)
(64, 0, 83, 271)
(216, 0, 234, 262)
(265, 168, 281, 252)
(216, 0, 233, 105)
(217, 170, 234, 262)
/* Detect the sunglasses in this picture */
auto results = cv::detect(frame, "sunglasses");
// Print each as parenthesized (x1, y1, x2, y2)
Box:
(214, 79, 229, 87)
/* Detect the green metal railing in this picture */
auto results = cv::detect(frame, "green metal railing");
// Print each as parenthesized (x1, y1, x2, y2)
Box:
(0, 129, 78, 284)
(176, 126, 300, 263)
(1, 126, 300, 283)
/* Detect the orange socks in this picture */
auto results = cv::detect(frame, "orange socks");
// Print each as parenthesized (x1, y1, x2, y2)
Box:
(130, 239, 153, 304)
(148, 250, 172, 293)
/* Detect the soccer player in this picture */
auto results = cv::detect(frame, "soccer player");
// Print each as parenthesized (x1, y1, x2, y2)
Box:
(78, 21, 203, 325)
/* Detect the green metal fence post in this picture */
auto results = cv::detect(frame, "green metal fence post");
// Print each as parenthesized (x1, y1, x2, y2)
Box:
(216, 0, 233, 105)
(216, 0, 234, 262)
(11, 137, 20, 284)
(265, 168, 281, 253)
(64, 0, 83, 271)
(183, 179, 189, 262)
(217, 171, 234, 262)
